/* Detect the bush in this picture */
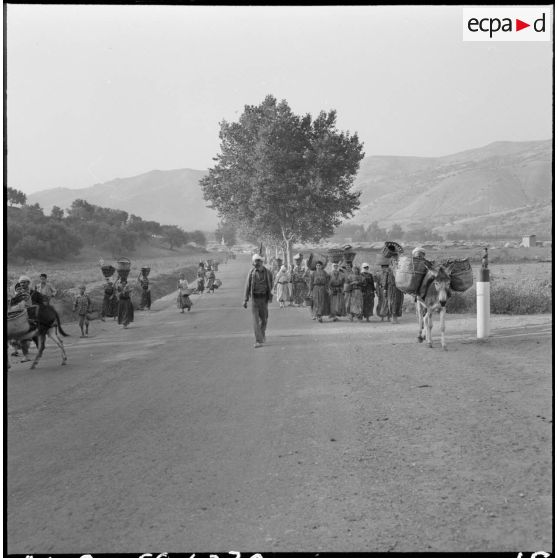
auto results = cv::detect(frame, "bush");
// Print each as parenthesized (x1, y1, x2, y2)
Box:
(444, 279, 552, 314)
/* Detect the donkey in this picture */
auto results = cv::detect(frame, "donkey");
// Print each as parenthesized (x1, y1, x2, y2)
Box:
(415, 262, 454, 350)
(8, 291, 69, 369)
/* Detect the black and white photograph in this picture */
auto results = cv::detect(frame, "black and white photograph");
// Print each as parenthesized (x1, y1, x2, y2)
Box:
(5, 3, 553, 554)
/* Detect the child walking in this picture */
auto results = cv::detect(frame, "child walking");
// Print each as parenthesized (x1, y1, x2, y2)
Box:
(73, 285, 92, 337)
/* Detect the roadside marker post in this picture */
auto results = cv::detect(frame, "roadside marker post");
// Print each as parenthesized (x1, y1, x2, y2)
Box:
(477, 247, 490, 339)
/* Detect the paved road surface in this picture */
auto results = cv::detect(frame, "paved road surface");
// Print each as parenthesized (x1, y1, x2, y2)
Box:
(7, 256, 553, 553)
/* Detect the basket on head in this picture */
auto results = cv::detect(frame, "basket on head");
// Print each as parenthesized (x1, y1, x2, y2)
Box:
(382, 241, 404, 258)
(327, 248, 346, 263)
(116, 258, 131, 281)
(343, 251, 356, 264)
(306, 252, 329, 271)
(101, 265, 115, 279)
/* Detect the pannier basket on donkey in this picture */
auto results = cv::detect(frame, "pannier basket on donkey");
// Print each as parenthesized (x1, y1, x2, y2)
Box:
(442, 258, 473, 292)
(394, 255, 429, 295)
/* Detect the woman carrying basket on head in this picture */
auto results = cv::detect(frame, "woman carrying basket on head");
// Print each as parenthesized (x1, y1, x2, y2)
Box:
(177, 273, 192, 313)
(116, 279, 134, 329)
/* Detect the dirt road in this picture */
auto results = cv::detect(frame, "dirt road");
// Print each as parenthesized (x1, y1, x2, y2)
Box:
(7, 256, 553, 553)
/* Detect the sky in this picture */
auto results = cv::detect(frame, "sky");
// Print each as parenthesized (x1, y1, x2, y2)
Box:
(6, 4, 553, 195)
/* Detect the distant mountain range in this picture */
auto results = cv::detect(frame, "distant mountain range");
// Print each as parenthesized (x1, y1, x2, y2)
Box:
(28, 168, 216, 232)
(28, 139, 552, 237)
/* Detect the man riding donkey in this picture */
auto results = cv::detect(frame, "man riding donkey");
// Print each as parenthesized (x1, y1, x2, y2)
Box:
(9, 275, 35, 362)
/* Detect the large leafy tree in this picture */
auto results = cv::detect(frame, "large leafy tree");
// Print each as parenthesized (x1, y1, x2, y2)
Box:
(200, 95, 364, 263)
(7, 187, 27, 207)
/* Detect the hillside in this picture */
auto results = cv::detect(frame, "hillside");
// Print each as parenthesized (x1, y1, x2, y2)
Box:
(351, 139, 552, 232)
(28, 169, 218, 232)
(27, 139, 552, 238)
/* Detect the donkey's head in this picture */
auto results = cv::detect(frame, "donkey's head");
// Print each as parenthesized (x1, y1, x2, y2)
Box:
(30, 290, 46, 306)
(424, 262, 453, 308)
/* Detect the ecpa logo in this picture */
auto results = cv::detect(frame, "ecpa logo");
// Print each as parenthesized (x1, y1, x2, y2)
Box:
(463, 8, 551, 41)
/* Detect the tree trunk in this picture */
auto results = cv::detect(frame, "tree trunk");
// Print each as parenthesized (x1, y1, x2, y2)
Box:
(284, 239, 292, 266)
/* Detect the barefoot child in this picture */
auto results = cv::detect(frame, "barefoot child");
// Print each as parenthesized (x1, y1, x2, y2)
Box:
(73, 285, 92, 337)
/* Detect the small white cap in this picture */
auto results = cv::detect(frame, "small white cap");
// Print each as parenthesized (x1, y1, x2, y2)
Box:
(19, 275, 31, 282)
(361, 263, 370, 268)
(252, 253, 263, 263)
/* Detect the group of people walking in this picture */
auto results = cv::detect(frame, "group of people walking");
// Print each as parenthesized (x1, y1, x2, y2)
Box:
(270, 253, 404, 323)
(243, 251, 407, 349)
(99, 276, 136, 329)
(176, 261, 222, 313)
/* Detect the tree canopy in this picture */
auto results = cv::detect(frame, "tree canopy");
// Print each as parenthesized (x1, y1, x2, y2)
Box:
(200, 95, 364, 262)
(7, 187, 27, 207)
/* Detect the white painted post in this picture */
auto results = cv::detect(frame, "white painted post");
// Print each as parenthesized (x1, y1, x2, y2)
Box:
(477, 248, 490, 339)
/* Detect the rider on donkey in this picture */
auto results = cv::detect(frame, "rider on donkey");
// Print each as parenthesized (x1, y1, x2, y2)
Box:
(9, 275, 36, 362)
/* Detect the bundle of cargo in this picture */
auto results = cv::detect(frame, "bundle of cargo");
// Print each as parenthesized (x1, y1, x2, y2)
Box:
(326, 247, 346, 263)
(443, 258, 473, 292)
(116, 257, 131, 281)
(306, 252, 329, 271)
(394, 255, 429, 294)
(382, 241, 404, 258)
(140, 266, 151, 277)
(7, 310, 29, 337)
(101, 264, 115, 279)
(343, 251, 357, 264)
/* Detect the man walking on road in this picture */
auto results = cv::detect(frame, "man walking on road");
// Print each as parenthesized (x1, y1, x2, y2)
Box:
(243, 253, 274, 348)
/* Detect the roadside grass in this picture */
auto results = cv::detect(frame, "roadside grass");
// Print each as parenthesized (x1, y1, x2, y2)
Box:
(401, 277, 552, 315)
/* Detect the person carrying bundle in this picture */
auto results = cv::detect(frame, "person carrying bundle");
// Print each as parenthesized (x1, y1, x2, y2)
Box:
(177, 273, 192, 313)
(376, 255, 404, 324)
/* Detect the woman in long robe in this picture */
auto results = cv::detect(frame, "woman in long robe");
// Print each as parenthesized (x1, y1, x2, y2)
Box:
(138, 274, 151, 310)
(196, 263, 206, 294)
(360, 263, 376, 322)
(286, 264, 294, 306)
(346, 266, 365, 321)
(101, 278, 118, 320)
(291, 258, 308, 306)
(206, 267, 216, 293)
(308, 261, 330, 322)
(177, 273, 192, 313)
(377, 259, 404, 323)
(328, 262, 346, 321)
(273, 265, 290, 308)
(116, 279, 134, 328)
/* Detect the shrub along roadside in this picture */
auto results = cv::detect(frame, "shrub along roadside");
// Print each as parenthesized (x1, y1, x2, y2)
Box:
(402, 279, 552, 315)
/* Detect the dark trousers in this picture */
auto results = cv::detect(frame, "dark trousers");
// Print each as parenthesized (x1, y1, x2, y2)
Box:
(251, 296, 269, 343)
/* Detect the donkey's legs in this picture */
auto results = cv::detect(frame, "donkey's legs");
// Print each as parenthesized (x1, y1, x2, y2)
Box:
(425, 311, 433, 348)
(48, 327, 68, 365)
(416, 301, 424, 343)
(440, 308, 447, 351)
(30, 335, 46, 369)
